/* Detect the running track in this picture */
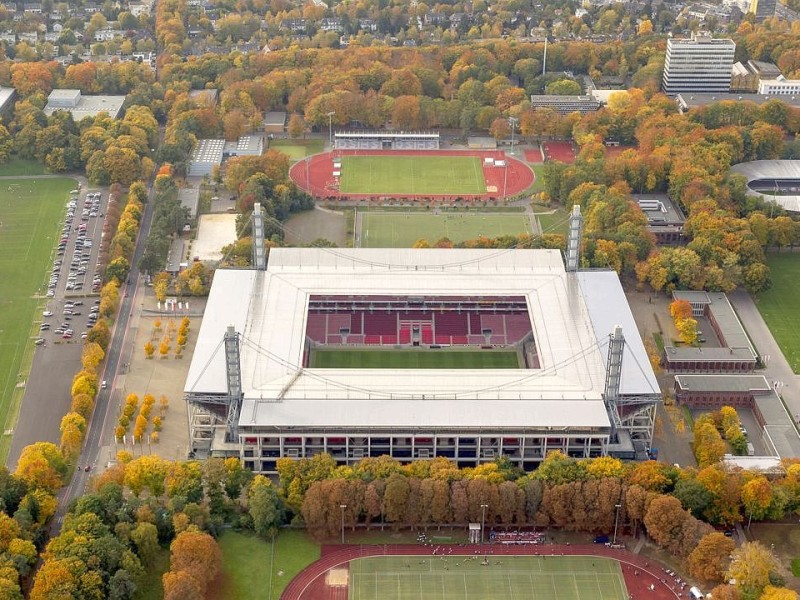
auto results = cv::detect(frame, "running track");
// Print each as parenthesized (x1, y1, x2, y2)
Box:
(281, 543, 684, 600)
(289, 150, 534, 201)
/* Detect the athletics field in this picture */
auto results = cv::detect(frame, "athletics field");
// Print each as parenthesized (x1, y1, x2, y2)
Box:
(339, 155, 486, 196)
(348, 555, 629, 600)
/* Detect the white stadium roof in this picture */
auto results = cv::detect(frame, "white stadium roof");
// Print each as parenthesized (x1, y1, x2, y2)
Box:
(185, 249, 657, 430)
(730, 160, 800, 212)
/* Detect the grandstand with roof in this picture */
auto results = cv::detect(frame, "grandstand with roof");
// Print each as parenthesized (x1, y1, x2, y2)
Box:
(184, 242, 660, 475)
(334, 131, 439, 150)
(730, 160, 800, 212)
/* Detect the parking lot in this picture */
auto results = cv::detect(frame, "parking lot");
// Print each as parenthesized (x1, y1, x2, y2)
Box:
(6, 183, 110, 468)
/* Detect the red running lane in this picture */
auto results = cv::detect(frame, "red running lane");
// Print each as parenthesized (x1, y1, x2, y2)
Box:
(288, 150, 534, 201)
(281, 543, 684, 600)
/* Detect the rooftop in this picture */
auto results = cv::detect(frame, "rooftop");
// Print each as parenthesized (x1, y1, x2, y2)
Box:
(178, 187, 200, 218)
(190, 139, 225, 166)
(264, 111, 287, 126)
(44, 89, 126, 119)
(633, 194, 686, 230)
(185, 249, 657, 430)
(666, 292, 756, 362)
(674, 374, 772, 393)
(677, 93, 800, 111)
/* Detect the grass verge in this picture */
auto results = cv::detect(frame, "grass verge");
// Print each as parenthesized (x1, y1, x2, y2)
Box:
(269, 139, 325, 160)
(133, 546, 170, 600)
(756, 254, 800, 373)
(535, 206, 570, 236)
(0, 158, 47, 176)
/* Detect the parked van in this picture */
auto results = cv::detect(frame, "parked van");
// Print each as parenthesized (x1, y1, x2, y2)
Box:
(688, 587, 704, 600)
(747, 442, 755, 456)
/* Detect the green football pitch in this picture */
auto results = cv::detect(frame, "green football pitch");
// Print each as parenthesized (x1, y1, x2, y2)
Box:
(310, 349, 521, 369)
(339, 155, 486, 195)
(757, 254, 800, 373)
(360, 212, 533, 248)
(348, 555, 628, 600)
(0, 177, 76, 452)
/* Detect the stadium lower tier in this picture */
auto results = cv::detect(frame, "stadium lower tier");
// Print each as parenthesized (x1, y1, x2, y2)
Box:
(238, 430, 613, 475)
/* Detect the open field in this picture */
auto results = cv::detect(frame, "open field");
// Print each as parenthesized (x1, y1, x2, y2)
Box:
(757, 254, 800, 373)
(0, 177, 75, 455)
(285, 207, 347, 247)
(311, 349, 521, 369)
(530, 163, 545, 193)
(269, 138, 325, 160)
(349, 555, 628, 600)
(340, 155, 486, 195)
(535, 206, 570, 236)
(360, 212, 533, 247)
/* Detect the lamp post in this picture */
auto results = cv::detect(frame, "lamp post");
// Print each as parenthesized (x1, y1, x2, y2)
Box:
(327, 111, 335, 148)
(508, 116, 518, 155)
(480, 504, 489, 545)
(612, 503, 622, 545)
(340, 504, 347, 544)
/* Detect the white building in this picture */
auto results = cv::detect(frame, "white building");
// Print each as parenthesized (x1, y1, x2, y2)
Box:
(184, 249, 659, 474)
(758, 78, 800, 95)
(43, 89, 126, 120)
(662, 33, 736, 95)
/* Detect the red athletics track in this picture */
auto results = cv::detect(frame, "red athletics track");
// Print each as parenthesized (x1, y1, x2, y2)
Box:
(281, 543, 683, 600)
(288, 150, 534, 201)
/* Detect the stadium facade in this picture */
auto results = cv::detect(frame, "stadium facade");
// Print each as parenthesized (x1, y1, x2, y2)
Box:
(184, 248, 659, 474)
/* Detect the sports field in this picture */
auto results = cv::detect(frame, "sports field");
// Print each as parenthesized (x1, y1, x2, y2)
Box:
(348, 555, 628, 600)
(757, 254, 800, 373)
(0, 177, 76, 443)
(311, 349, 521, 369)
(360, 212, 533, 248)
(339, 156, 486, 195)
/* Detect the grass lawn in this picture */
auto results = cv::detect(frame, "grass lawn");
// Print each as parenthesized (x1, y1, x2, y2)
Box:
(0, 177, 75, 460)
(340, 155, 486, 195)
(133, 547, 171, 600)
(360, 212, 533, 247)
(311, 349, 521, 369)
(535, 206, 570, 237)
(349, 555, 627, 600)
(269, 138, 325, 160)
(756, 254, 800, 373)
(530, 163, 545, 194)
(215, 530, 320, 600)
(0, 158, 47, 176)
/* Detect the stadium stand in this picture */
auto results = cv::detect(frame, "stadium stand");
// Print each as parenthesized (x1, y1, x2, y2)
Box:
(334, 131, 440, 150)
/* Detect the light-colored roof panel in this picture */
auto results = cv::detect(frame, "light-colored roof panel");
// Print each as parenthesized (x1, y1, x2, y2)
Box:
(240, 398, 611, 428)
(577, 271, 660, 396)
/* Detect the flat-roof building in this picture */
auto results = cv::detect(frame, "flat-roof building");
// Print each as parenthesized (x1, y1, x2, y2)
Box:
(663, 291, 757, 372)
(223, 135, 264, 157)
(43, 89, 125, 120)
(530, 95, 600, 114)
(662, 33, 735, 95)
(264, 111, 286, 134)
(633, 194, 686, 244)
(676, 92, 800, 113)
(675, 374, 800, 459)
(184, 249, 659, 474)
(758, 78, 800, 95)
(178, 187, 200, 219)
(188, 139, 224, 177)
(0, 87, 16, 121)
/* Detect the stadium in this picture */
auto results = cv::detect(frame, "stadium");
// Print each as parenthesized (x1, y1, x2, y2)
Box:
(730, 160, 800, 212)
(184, 244, 659, 475)
(288, 131, 534, 201)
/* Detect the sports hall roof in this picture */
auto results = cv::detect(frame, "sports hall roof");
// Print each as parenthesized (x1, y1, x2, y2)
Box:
(186, 249, 655, 430)
(730, 160, 800, 212)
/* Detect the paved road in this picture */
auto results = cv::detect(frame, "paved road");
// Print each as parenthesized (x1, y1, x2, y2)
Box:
(729, 289, 800, 420)
(52, 181, 156, 530)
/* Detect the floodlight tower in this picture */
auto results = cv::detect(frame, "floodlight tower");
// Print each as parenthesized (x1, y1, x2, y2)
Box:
(252, 202, 267, 271)
(564, 204, 583, 272)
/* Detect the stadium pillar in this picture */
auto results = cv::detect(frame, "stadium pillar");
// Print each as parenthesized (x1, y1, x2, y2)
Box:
(612, 503, 621, 544)
(480, 503, 489, 544)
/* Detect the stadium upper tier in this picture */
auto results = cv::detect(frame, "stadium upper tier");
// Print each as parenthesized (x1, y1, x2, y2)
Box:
(185, 249, 658, 433)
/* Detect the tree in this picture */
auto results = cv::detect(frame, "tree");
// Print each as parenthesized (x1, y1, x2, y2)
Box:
(168, 530, 221, 594)
(247, 476, 283, 537)
(669, 299, 692, 320)
(15, 442, 66, 492)
(545, 79, 581, 95)
(162, 570, 201, 600)
(287, 114, 304, 139)
(676, 317, 698, 345)
(643, 495, 688, 553)
(489, 117, 510, 141)
(130, 522, 159, 568)
(688, 532, 736, 584)
(759, 587, 799, 600)
(727, 542, 781, 598)
(144, 342, 155, 359)
(741, 476, 774, 522)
